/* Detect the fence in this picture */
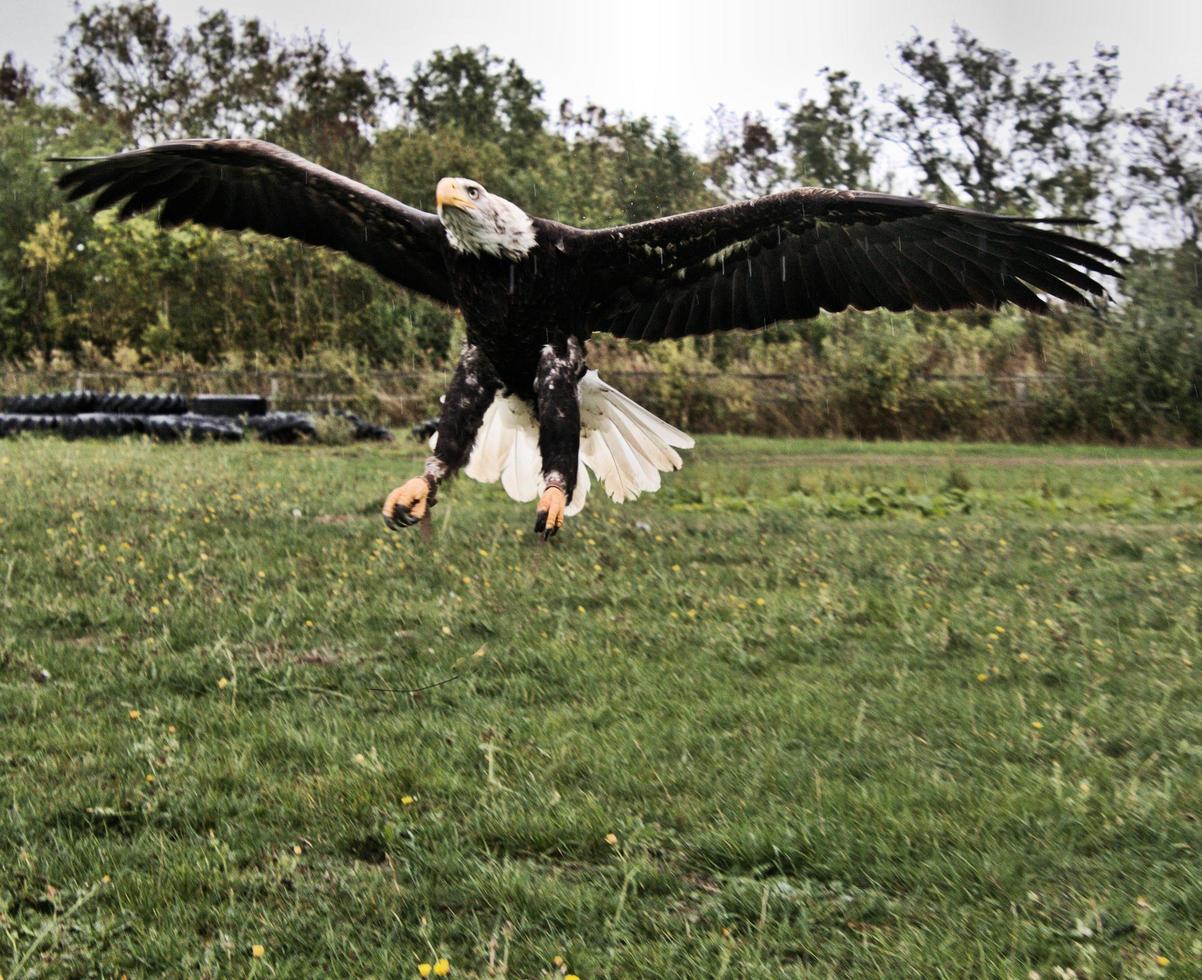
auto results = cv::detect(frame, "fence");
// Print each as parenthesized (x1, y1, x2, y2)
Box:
(0, 366, 1076, 435)
(0, 366, 1190, 441)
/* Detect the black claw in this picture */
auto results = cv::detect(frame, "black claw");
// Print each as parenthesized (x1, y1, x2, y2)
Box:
(384, 504, 419, 531)
(533, 509, 559, 541)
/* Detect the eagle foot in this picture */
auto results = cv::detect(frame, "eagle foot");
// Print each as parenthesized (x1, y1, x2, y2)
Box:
(533, 484, 566, 541)
(382, 476, 436, 530)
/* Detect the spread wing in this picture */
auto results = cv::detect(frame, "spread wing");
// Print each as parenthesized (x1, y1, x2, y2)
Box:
(563, 188, 1124, 340)
(54, 138, 454, 305)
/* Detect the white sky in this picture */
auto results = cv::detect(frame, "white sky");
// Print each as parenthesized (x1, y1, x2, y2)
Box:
(6, 0, 1202, 150)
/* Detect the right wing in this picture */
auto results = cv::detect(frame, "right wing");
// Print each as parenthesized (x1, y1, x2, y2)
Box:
(55, 138, 454, 305)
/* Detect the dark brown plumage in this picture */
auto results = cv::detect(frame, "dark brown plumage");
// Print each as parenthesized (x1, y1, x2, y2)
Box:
(567, 188, 1123, 341)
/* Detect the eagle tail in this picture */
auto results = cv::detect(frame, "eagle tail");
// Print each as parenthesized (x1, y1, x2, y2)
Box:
(437, 370, 693, 515)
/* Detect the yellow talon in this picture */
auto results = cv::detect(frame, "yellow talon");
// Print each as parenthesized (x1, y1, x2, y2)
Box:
(535, 485, 566, 539)
(382, 476, 431, 530)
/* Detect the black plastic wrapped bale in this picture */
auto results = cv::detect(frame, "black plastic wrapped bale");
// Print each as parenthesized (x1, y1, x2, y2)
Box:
(145, 413, 245, 442)
(0, 414, 62, 437)
(340, 411, 394, 442)
(1, 390, 98, 415)
(411, 418, 439, 442)
(59, 413, 146, 439)
(95, 392, 189, 415)
(190, 394, 268, 417)
(246, 411, 317, 444)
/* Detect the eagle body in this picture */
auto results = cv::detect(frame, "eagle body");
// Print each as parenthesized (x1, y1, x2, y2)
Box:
(440, 230, 576, 397)
(54, 138, 1124, 538)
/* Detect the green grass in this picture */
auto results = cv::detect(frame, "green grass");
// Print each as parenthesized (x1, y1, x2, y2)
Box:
(2, 435, 1201, 978)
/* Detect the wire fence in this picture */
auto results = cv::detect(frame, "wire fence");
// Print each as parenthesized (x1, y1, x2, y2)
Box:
(0, 366, 1192, 441)
(0, 367, 1062, 405)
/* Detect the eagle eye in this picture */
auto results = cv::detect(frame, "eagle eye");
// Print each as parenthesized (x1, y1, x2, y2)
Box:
(467, 186, 480, 200)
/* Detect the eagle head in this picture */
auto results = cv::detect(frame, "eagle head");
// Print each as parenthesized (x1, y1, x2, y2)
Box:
(436, 177, 537, 261)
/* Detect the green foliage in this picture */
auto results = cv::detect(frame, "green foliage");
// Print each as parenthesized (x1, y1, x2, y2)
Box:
(1127, 82, 1202, 249)
(881, 27, 1121, 219)
(782, 68, 879, 189)
(2, 10, 1202, 442)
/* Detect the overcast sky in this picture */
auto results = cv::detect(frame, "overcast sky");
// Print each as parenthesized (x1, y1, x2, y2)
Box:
(8, 0, 1202, 148)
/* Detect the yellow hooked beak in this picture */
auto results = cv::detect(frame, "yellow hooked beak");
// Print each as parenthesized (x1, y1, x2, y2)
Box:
(436, 177, 476, 211)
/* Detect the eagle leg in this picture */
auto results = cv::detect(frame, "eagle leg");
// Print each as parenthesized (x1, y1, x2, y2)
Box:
(382, 343, 500, 532)
(534, 483, 566, 539)
(533, 339, 584, 539)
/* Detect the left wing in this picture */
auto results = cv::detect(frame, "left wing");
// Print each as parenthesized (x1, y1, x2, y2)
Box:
(561, 188, 1124, 340)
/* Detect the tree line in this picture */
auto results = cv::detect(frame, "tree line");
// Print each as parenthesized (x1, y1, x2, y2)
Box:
(1, 3, 1201, 440)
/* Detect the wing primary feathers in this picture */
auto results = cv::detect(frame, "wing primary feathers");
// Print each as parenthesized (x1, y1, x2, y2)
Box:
(53, 138, 453, 304)
(813, 238, 851, 312)
(579, 188, 1123, 341)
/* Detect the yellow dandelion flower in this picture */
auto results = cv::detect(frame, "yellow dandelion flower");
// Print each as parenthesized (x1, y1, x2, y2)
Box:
(566, 976, 580, 980)
(145, 774, 155, 784)
(995, 626, 1005, 634)
(251, 944, 264, 958)
(441, 626, 452, 636)
(605, 832, 618, 846)
(418, 965, 433, 978)
(434, 960, 451, 976)
(756, 597, 766, 606)
(128, 709, 141, 720)
(1018, 652, 1031, 663)
(217, 677, 229, 689)
(553, 956, 564, 967)
(1031, 720, 1043, 730)
(401, 795, 415, 806)
(976, 673, 989, 683)
(577, 605, 586, 614)
(101, 874, 111, 883)
(1156, 954, 1169, 966)
(671, 563, 681, 572)
(354, 753, 366, 764)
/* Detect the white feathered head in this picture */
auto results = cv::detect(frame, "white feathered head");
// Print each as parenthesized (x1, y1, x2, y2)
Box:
(436, 177, 537, 261)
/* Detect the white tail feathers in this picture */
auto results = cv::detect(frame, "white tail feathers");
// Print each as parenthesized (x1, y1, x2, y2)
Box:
(430, 369, 693, 516)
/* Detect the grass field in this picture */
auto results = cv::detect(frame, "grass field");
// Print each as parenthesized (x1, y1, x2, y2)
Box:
(2, 434, 1202, 978)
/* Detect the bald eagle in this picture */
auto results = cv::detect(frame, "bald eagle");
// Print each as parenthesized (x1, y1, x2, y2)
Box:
(55, 139, 1122, 538)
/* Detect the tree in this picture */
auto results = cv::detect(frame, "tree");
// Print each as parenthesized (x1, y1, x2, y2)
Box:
(1127, 82, 1202, 251)
(403, 46, 545, 162)
(706, 107, 788, 200)
(57, 0, 398, 172)
(554, 101, 714, 223)
(781, 68, 879, 189)
(880, 27, 1120, 220)
(0, 53, 38, 104)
